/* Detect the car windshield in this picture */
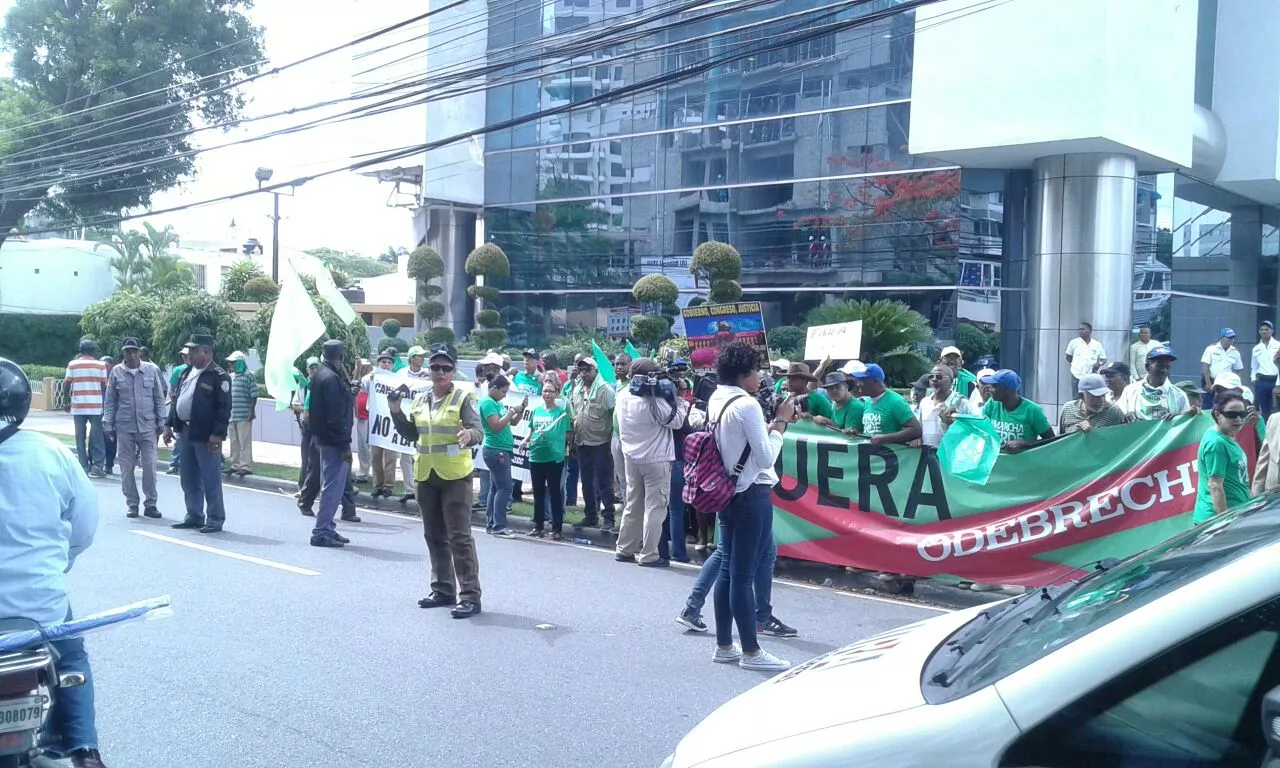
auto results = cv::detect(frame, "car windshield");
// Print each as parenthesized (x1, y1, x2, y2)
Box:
(922, 495, 1280, 703)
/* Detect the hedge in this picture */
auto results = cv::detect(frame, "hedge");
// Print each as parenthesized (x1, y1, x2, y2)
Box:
(0, 313, 84, 366)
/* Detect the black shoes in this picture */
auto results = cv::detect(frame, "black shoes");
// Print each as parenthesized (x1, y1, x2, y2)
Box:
(573, 518, 599, 529)
(299, 506, 315, 517)
(599, 519, 616, 533)
(450, 600, 481, 619)
(418, 591, 454, 608)
(615, 553, 636, 563)
(677, 608, 708, 633)
(198, 525, 222, 534)
(143, 506, 162, 519)
(758, 615, 798, 638)
(638, 558, 671, 568)
(310, 535, 344, 548)
(340, 514, 361, 523)
(71, 748, 107, 768)
(171, 519, 202, 530)
(331, 532, 350, 544)
(399, 493, 415, 504)
(126, 506, 139, 519)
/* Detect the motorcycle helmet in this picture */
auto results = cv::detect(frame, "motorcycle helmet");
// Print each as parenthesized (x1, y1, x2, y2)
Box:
(0, 357, 31, 426)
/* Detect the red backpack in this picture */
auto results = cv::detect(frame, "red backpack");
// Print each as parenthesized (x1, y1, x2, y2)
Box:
(682, 395, 752, 516)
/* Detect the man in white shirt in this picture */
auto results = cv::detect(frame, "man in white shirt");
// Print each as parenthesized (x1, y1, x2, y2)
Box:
(615, 359, 692, 566)
(1064, 322, 1107, 385)
(1127, 326, 1161, 375)
(1116, 345, 1194, 421)
(1201, 328, 1244, 410)
(914, 365, 974, 448)
(1252, 321, 1280, 420)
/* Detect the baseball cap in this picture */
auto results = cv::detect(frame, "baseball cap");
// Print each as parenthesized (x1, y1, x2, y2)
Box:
(406, 345, 427, 358)
(522, 348, 540, 359)
(1214, 372, 1244, 390)
(479, 352, 504, 367)
(851, 363, 885, 382)
(1147, 345, 1176, 361)
(840, 359, 867, 375)
(1100, 361, 1131, 378)
(305, 356, 321, 368)
(120, 338, 140, 351)
(820, 372, 849, 388)
(939, 345, 963, 358)
(226, 351, 246, 362)
(576, 355, 599, 369)
(428, 343, 457, 363)
(980, 369, 1021, 391)
(1263, 321, 1276, 331)
(1078, 373, 1109, 397)
(1220, 327, 1237, 339)
(769, 357, 791, 370)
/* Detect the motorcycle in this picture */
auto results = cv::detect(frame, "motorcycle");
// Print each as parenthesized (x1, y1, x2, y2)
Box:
(0, 598, 172, 767)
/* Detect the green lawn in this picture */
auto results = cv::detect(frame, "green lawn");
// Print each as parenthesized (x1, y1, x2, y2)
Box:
(39, 430, 594, 521)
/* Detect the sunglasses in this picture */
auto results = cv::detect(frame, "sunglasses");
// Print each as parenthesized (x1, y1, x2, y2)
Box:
(429, 365, 455, 374)
(1218, 409, 1248, 420)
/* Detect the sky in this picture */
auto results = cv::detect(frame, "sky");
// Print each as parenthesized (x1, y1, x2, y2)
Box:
(1, 0, 424, 257)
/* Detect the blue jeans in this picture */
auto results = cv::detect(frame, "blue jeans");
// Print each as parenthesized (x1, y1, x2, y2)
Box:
(477, 469, 491, 508)
(686, 523, 774, 624)
(669, 457, 688, 561)
(179, 434, 226, 526)
(43, 608, 98, 758)
(168, 431, 184, 470)
(72, 414, 105, 472)
(712, 485, 774, 653)
(1256, 376, 1277, 421)
(563, 454, 579, 507)
(483, 447, 512, 531)
(314, 444, 349, 538)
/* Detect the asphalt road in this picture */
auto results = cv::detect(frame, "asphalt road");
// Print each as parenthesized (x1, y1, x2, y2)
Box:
(69, 472, 941, 768)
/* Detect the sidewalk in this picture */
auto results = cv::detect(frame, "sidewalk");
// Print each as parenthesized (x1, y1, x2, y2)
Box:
(28, 411, 998, 611)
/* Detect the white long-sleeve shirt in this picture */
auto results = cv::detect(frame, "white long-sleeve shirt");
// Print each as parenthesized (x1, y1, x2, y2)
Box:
(617, 387, 688, 464)
(0, 430, 98, 626)
(708, 385, 785, 493)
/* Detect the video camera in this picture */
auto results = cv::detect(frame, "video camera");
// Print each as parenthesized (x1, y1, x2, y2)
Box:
(629, 365, 677, 401)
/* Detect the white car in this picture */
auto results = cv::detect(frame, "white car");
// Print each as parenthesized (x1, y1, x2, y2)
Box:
(666, 497, 1280, 767)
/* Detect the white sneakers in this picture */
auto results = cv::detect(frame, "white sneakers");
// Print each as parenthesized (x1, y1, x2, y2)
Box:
(712, 644, 791, 671)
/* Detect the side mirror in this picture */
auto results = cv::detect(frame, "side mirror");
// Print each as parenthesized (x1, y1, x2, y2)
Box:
(1261, 684, 1280, 757)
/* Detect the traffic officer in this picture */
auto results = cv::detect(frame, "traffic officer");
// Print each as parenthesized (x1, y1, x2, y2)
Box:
(103, 337, 166, 519)
(163, 333, 231, 533)
(388, 343, 485, 619)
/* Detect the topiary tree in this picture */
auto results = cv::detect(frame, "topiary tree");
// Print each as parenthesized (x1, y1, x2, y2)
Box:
(417, 300, 446, 328)
(465, 243, 511, 349)
(407, 246, 445, 283)
(242, 276, 279, 302)
(379, 336, 410, 354)
(690, 241, 744, 304)
(381, 318, 402, 339)
(766, 325, 806, 359)
(425, 327, 455, 345)
(630, 273, 679, 348)
(953, 323, 990, 363)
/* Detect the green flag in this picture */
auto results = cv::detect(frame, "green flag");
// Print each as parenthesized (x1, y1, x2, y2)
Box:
(315, 264, 359, 325)
(391, 354, 406, 373)
(937, 414, 1002, 485)
(592, 340, 616, 385)
(624, 340, 641, 360)
(266, 259, 325, 409)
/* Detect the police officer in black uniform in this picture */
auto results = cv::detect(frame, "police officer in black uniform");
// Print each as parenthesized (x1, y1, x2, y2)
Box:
(162, 333, 232, 533)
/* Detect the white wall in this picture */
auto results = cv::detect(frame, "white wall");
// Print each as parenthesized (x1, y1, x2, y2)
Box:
(909, 0, 1197, 171)
(1212, 0, 1280, 203)
(0, 239, 114, 314)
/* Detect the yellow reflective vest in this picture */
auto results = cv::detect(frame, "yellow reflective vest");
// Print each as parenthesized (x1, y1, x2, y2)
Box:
(410, 387, 473, 482)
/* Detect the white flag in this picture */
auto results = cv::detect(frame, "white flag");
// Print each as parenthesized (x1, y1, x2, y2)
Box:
(266, 259, 325, 408)
(315, 265, 359, 325)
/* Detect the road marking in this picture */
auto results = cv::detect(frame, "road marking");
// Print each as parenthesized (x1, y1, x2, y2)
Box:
(835, 589, 951, 612)
(130, 531, 320, 576)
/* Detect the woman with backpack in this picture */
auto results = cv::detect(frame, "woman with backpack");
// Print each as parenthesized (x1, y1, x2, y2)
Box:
(699, 342, 796, 672)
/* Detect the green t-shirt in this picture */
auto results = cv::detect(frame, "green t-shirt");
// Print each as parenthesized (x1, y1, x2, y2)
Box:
(1193, 428, 1251, 524)
(170, 363, 188, 388)
(479, 395, 514, 452)
(955, 368, 978, 398)
(832, 398, 865, 431)
(527, 404, 569, 464)
(982, 397, 1052, 445)
(512, 370, 543, 397)
(861, 390, 914, 436)
(805, 388, 833, 418)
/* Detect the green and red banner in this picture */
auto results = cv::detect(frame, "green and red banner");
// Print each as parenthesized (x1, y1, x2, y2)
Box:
(772, 416, 1260, 587)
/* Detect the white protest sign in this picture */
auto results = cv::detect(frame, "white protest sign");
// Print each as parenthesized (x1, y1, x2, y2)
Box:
(367, 372, 433, 455)
(804, 320, 863, 361)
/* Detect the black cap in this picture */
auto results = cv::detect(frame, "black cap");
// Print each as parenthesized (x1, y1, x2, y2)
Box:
(1101, 361, 1131, 378)
(820, 372, 849, 388)
(429, 343, 458, 363)
(377, 347, 396, 362)
(523, 348, 540, 359)
(121, 338, 140, 351)
(189, 333, 215, 349)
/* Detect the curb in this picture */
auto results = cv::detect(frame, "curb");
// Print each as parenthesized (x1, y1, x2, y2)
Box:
(153, 462, 1005, 612)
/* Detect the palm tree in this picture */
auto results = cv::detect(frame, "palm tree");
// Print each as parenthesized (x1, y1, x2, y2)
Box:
(380, 245, 408, 264)
(141, 222, 180, 256)
(95, 228, 152, 292)
(149, 252, 194, 291)
(805, 299, 935, 386)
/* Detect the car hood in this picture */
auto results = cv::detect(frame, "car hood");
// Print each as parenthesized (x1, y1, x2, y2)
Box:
(671, 606, 986, 767)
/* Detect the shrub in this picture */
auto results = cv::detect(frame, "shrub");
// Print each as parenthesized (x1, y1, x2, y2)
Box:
(151, 293, 250, 365)
(219, 260, 266, 302)
(464, 243, 511, 277)
(686, 297, 706, 308)
(380, 336, 409, 354)
(632, 273, 679, 305)
(953, 323, 990, 362)
(469, 328, 508, 349)
(417, 300, 446, 323)
(249, 294, 371, 373)
(406, 247, 445, 282)
(21, 364, 65, 382)
(381, 318, 402, 338)
(475, 309, 501, 327)
(0, 313, 84, 366)
(766, 325, 806, 359)
(79, 293, 161, 359)
(467, 284, 500, 302)
(690, 241, 743, 282)
(426, 327, 455, 345)
(242, 276, 279, 302)
(422, 284, 444, 299)
(709, 279, 743, 303)
(631, 314, 669, 347)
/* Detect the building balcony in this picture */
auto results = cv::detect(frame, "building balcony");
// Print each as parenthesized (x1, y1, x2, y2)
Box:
(741, 118, 796, 147)
(674, 190, 731, 213)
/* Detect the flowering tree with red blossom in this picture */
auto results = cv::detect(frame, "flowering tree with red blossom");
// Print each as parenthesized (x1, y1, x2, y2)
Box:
(793, 152, 962, 284)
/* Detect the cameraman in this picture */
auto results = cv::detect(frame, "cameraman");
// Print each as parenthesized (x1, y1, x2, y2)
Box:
(616, 359, 702, 567)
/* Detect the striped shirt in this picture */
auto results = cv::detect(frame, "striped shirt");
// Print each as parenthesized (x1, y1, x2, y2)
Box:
(64, 356, 107, 415)
(229, 373, 257, 421)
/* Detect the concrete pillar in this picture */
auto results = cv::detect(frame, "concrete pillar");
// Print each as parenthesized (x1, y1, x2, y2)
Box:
(1026, 153, 1137, 417)
(422, 207, 477, 339)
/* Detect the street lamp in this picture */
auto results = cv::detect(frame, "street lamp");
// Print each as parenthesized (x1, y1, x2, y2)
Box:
(253, 166, 303, 284)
